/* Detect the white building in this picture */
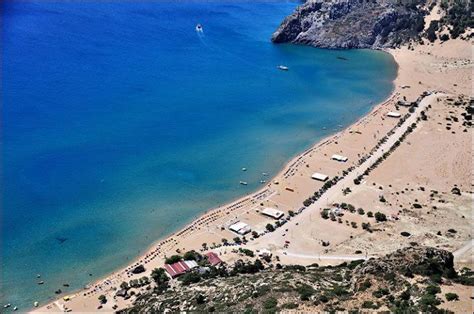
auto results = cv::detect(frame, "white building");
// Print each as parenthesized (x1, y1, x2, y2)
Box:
(184, 260, 199, 269)
(331, 154, 348, 162)
(229, 221, 251, 235)
(257, 249, 272, 257)
(261, 207, 285, 219)
(387, 111, 401, 118)
(311, 172, 328, 182)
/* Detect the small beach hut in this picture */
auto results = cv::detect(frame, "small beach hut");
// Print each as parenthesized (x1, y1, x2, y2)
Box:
(331, 154, 348, 162)
(387, 111, 401, 118)
(261, 207, 285, 219)
(311, 172, 328, 182)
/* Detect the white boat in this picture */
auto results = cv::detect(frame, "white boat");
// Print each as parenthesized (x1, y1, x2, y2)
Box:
(195, 24, 203, 32)
(277, 65, 289, 71)
(241, 167, 247, 171)
(239, 181, 248, 185)
(260, 180, 266, 184)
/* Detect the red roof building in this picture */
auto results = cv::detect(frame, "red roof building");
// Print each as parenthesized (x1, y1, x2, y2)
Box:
(164, 260, 198, 278)
(205, 252, 222, 266)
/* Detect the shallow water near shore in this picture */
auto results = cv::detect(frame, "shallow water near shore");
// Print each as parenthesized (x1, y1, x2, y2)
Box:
(1, 0, 396, 309)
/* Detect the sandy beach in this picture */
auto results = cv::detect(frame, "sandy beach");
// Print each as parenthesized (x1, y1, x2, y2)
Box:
(32, 31, 473, 314)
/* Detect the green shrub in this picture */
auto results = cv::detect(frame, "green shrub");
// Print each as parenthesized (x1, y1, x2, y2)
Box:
(183, 250, 201, 261)
(281, 302, 298, 309)
(263, 297, 278, 309)
(445, 292, 459, 301)
(179, 272, 201, 285)
(239, 248, 255, 257)
(362, 300, 378, 309)
(297, 284, 315, 301)
(425, 285, 441, 295)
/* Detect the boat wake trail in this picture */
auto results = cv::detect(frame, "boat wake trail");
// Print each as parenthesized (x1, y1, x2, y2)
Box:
(196, 32, 272, 72)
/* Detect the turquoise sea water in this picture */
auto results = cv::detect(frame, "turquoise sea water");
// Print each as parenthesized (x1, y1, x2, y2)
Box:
(1, 0, 397, 310)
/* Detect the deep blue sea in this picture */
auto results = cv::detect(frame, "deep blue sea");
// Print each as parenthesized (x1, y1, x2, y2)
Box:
(1, 0, 397, 310)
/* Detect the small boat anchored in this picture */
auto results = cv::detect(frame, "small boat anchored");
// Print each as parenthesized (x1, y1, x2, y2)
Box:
(195, 24, 203, 32)
(239, 181, 248, 186)
(277, 65, 289, 71)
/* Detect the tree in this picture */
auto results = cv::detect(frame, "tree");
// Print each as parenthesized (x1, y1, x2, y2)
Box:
(321, 209, 330, 219)
(120, 281, 129, 290)
(288, 210, 295, 217)
(445, 292, 459, 301)
(426, 285, 441, 295)
(151, 268, 169, 292)
(221, 238, 228, 244)
(165, 255, 182, 264)
(179, 272, 201, 285)
(357, 208, 365, 215)
(251, 231, 259, 238)
(362, 222, 371, 231)
(266, 223, 275, 232)
(183, 250, 201, 261)
(425, 20, 439, 42)
(233, 236, 242, 244)
(98, 295, 107, 304)
(239, 248, 254, 257)
(367, 211, 374, 218)
(374, 212, 387, 222)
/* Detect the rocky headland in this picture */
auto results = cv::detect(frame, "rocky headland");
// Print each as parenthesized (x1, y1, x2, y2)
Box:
(272, 0, 472, 49)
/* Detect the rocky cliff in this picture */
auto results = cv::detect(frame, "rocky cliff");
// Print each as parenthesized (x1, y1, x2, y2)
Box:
(272, 0, 427, 49)
(119, 246, 473, 313)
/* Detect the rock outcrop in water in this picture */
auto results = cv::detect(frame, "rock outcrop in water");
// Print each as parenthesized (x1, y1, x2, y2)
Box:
(272, 0, 427, 49)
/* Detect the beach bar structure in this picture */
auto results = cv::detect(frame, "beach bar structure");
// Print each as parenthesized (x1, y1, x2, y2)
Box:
(311, 172, 329, 182)
(229, 221, 251, 235)
(387, 111, 402, 118)
(331, 154, 348, 162)
(261, 207, 285, 219)
(164, 260, 198, 278)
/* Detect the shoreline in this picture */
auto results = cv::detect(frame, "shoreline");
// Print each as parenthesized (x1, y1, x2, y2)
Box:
(33, 36, 473, 312)
(33, 49, 400, 312)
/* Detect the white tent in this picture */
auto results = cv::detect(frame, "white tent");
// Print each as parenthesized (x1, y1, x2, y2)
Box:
(261, 207, 285, 219)
(387, 111, 401, 118)
(331, 154, 348, 162)
(229, 221, 251, 235)
(311, 172, 328, 181)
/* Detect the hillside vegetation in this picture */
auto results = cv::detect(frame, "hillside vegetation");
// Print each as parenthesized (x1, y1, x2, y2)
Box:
(119, 246, 473, 313)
